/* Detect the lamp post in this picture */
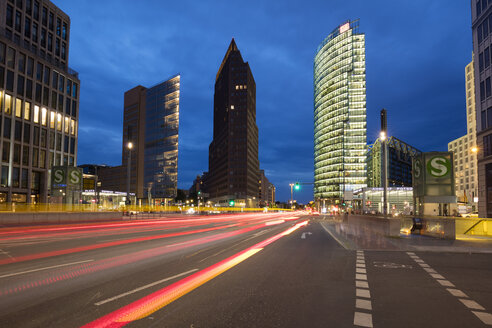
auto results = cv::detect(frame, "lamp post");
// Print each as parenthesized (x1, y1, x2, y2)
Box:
(289, 183, 294, 206)
(380, 131, 387, 216)
(380, 109, 388, 217)
(126, 142, 133, 205)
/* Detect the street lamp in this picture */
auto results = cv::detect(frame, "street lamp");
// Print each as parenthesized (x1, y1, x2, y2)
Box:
(380, 131, 388, 216)
(289, 183, 294, 206)
(126, 142, 133, 206)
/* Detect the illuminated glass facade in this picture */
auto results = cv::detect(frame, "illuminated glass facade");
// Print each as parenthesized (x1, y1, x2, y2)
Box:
(314, 19, 367, 202)
(144, 75, 180, 199)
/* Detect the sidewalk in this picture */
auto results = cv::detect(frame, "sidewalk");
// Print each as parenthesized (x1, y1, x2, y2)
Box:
(320, 217, 492, 254)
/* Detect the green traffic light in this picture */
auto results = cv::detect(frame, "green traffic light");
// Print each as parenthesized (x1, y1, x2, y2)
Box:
(229, 200, 235, 206)
(294, 183, 300, 190)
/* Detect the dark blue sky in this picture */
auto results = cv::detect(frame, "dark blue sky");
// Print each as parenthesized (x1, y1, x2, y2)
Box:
(56, 0, 472, 204)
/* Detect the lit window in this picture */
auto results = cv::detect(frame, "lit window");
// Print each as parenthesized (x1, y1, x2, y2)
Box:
(34, 105, 40, 123)
(41, 107, 47, 126)
(70, 119, 75, 135)
(235, 85, 239, 90)
(64, 117, 69, 133)
(50, 110, 56, 128)
(231, 105, 234, 109)
(56, 113, 62, 131)
(5, 94, 12, 114)
(15, 98, 22, 117)
(24, 102, 31, 121)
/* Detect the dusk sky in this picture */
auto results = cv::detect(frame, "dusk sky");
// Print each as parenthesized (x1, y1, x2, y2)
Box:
(56, 0, 472, 204)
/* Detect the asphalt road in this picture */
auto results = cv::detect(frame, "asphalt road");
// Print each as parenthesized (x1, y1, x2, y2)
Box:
(0, 213, 491, 328)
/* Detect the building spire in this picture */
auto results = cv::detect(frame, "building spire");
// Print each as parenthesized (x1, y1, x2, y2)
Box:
(216, 38, 239, 82)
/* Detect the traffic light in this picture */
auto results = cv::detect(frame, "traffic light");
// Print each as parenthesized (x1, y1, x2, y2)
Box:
(198, 191, 201, 195)
(229, 199, 235, 206)
(294, 182, 300, 190)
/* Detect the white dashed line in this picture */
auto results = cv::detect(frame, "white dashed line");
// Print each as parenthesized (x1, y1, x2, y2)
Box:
(408, 253, 492, 326)
(472, 311, 492, 325)
(459, 299, 485, 311)
(436, 279, 455, 287)
(356, 280, 369, 288)
(354, 250, 373, 327)
(356, 298, 373, 310)
(356, 288, 371, 298)
(356, 274, 367, 281)
(447, 288, 468, 298)
(354, 311, 373, 327)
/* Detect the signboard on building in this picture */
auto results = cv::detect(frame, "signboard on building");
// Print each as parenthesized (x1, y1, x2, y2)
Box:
(412, 152, 456, 215)
(51, 166, 83, 190)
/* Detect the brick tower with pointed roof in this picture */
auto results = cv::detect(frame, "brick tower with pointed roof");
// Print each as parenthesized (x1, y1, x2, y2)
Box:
(205, 39, 259, 207)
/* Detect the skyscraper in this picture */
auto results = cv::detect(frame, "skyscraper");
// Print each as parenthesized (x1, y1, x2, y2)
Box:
(448, 57, 477, 208)
(472, 1, 492, 217)
(313, 20, 367, 206)
(99, 75, 180, 203)
(206, 39, 259, 207)
(0, 0, 80, 204)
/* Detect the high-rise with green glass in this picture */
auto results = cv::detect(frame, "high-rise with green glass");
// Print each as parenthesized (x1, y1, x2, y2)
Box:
(313, 19, 367, 205)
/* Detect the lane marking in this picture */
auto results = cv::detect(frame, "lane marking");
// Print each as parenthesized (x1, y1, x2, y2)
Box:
(356, 280, 369, 288)
(408, 253, 492, 326)
(459, 299, 485, 311)
(0, 259, 94, 279)
(95, 269, 198, 306)
(356, 298, 372, 310)
(356, 263, 366, 268)
(436, 279, 455, 287)
(472, 311, 492, 325)
(356, 268, 367, 274)
(447, 288, 468, 298)
(356, 288, 371, 298)
(430, 273, 445, 279)
(0, 248, 14, 260)
(356, 274, 367, 281)
(354, 311, 373, 327)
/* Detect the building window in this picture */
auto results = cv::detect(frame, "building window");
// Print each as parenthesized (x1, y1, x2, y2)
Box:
(6, 5, 14, 27)
(62, 22, 67, 40)
(32, 23, 37, 42)
(486, 77, 491, 98)
(24, 17, 31, 38)
(15, 11, 21, 33)
(481, 81, 486, 101)
(56, 17, 61, 36)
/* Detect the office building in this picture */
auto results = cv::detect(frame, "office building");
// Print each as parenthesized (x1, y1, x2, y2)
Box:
(368, 136, 420, 188)
(206, 39, 259, 207)
(0, 0, 79, 204)
(259, 169, 275, 206)
(472, 0, 492, 217)
(448, 58, 478, 207)
(313, 19, 367, 205)
(99, 75, 180, 204)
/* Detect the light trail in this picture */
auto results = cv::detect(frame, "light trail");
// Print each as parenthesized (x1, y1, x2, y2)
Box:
(0, 224, 239, 265)
(0, 218, 299, 296)
(80, 220, 308, 328)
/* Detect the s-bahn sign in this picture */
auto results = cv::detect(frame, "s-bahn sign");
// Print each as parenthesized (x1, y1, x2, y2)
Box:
(51, 166, 83, 190)
(412, 152, 454, 199)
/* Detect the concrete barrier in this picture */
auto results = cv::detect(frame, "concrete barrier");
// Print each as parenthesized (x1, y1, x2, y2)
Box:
(0, 212, 123, 226)
(346, 215, 402, 237)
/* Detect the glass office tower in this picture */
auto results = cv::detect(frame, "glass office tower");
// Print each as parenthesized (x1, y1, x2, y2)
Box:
(313, 19, 367, 204)
(144, 75, 180, 200)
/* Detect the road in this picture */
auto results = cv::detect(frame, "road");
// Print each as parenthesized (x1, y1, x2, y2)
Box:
(0, 213, 491, 327)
